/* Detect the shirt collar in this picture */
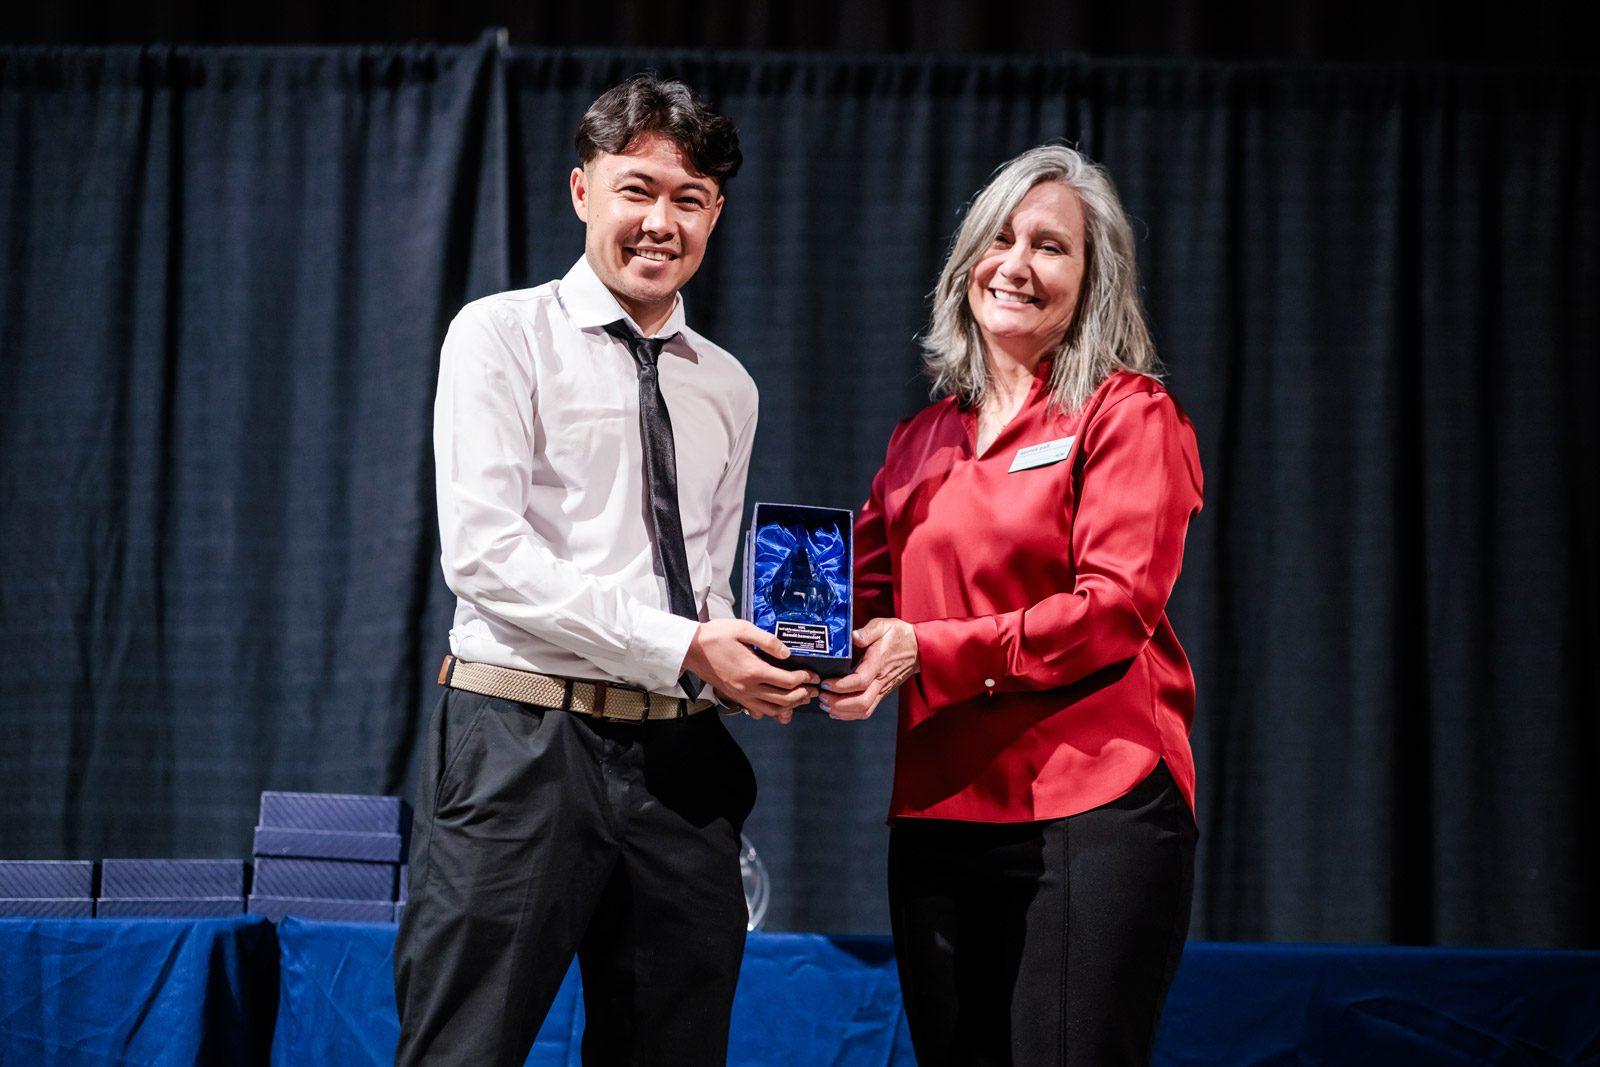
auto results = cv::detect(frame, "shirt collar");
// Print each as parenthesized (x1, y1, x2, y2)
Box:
(559, 255, 687, 339)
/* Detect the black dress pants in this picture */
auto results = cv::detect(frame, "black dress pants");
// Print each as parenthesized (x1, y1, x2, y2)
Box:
(888, 762, 1197, 1067)
(393, 688, 757, 1066)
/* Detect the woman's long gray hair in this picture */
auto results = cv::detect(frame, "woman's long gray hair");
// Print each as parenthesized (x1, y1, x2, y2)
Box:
(922, 144, 1161, 414)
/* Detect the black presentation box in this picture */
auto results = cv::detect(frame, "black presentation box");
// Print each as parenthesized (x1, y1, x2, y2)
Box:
(741, 502, 854, 678)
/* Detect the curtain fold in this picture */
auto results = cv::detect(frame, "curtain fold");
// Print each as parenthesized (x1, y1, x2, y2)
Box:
(3, 45, 1596, 945)
(1, 38, 504, 863)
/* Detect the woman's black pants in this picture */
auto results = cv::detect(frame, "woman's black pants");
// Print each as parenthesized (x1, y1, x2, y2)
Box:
(888, 762, 1197, 1066)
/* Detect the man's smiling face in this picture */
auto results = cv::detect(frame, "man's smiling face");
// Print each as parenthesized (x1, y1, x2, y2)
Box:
(570, 132, 724, 331)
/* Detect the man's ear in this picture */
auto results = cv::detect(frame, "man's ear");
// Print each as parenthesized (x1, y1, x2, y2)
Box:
(570, 166, 589, 223)
(707, 194, 725, 235)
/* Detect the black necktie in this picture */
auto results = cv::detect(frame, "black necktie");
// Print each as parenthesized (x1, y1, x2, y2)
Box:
(604, 320, 703, 699)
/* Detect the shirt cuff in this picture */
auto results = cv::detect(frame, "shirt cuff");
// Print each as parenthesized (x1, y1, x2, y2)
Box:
(912, 615, 1005, 709)
(627, 603, 701, 694)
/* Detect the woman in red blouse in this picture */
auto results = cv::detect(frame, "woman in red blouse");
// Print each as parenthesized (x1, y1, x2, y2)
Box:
(824, 144, 1203, 1065)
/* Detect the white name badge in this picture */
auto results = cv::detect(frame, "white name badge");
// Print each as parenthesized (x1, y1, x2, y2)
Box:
(1008, 435, 1076, 473)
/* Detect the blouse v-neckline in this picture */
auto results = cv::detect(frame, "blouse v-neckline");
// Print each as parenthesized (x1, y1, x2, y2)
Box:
(965, 360, 1053, 460)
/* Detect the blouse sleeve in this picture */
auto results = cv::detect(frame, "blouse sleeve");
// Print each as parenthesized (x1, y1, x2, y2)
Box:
(852, 422, 905, 631)
(911, 389, 1203, 709)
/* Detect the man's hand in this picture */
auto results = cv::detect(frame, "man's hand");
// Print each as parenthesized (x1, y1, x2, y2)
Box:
(683, 619, 819, 724)
(821, 618, 919, 720)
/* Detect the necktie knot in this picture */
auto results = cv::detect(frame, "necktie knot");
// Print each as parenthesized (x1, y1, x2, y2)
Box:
(604, 320, 672, 369)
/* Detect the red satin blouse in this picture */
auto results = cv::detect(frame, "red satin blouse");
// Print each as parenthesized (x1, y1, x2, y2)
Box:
(854, 366, 1203, 823)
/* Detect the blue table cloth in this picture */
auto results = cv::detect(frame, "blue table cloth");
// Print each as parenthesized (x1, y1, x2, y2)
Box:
(273, 924, 1600, 1065)
(0, 915, 278, 1065)
(1156, 940, 1600, 1064)
(5, 918, 1597, 1064)
(272, 920, 912, 1065)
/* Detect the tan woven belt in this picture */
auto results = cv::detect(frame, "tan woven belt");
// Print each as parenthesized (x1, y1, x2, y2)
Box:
(438, 655, 714, 723)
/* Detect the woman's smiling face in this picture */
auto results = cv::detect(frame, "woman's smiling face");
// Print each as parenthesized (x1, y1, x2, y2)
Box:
(966, 180, 1087, 361)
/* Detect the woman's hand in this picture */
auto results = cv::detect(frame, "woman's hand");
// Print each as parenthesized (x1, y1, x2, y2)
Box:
(821, 618, 919, 720)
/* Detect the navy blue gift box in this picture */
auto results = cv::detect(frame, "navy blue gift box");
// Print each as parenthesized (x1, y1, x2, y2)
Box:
(0, 898, 95, 917)
(96, 859, 246, 917)
(100, 859, 245, 898)
(742, 502, 854, 678)
(97, 898, 245, 918)
(0, 860, 95, 917)
(253, 826, 404, 863)
(258, 791, 406, 834)
(247, 896, 395, 923)
(253, 858, 395, 900)
(0, 859, 94, 898)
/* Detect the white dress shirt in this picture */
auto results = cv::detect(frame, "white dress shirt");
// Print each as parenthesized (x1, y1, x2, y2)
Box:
(435, 256, 759, 697)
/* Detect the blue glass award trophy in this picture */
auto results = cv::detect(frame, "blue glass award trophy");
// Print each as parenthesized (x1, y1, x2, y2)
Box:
(742, 502, 854, 679)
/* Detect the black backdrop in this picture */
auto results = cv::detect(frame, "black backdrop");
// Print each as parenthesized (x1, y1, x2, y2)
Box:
(5, 1, 1598, 65)
(2, 40, 1596, 946)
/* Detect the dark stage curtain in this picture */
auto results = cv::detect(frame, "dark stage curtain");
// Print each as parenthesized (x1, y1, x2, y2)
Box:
(2, 41, 1596, 946)
(0, 44, 499, 865)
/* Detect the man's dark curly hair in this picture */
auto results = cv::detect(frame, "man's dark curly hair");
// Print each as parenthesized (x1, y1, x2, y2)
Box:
(575, 74, 742, 188)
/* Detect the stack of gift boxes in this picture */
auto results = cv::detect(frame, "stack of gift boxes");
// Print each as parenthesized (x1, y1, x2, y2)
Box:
(247, 791, 408, 923)
(0, 791, 408, 923)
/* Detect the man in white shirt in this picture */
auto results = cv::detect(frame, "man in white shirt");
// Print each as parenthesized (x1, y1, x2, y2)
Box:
(393, 75, 818, 1067)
